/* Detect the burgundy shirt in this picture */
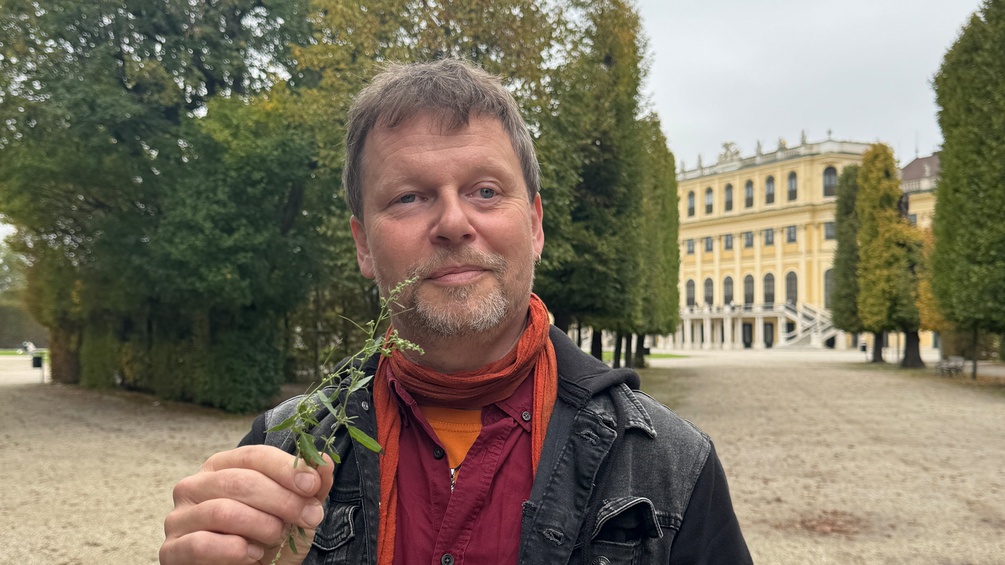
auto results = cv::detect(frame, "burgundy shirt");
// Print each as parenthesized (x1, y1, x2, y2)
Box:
(388, 373, 536, 565)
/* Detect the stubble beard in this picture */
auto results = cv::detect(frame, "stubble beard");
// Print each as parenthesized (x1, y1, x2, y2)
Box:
(373, 247, 534, 341)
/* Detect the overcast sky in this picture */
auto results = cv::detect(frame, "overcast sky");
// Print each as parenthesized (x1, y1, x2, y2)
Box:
(634, 0, 984, 170)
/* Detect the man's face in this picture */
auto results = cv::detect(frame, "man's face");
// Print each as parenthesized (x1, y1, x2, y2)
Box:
(350, 113, 544, 342)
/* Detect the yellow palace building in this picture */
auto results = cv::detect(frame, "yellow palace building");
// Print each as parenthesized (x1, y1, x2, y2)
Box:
(670, 135, 940, 351)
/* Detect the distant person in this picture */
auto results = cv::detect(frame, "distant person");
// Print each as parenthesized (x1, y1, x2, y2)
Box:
(159, 59, 752, 565)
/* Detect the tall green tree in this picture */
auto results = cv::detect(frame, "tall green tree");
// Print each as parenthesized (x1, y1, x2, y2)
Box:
(856, 144, 925, 368)
(932, 0, 1005, 377)
(632, 113, 679, 367)
(535, 0, 647, 345)
(830, 165, 886, 362)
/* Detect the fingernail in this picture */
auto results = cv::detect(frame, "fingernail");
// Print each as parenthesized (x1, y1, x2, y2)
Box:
(294, 472, 316, 493)
(302, 502, 324, 527)
(248, 544, 264, 560)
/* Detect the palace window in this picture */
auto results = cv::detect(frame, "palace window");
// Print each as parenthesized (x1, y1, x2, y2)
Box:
(704, 278, 714, 306)
(724, 233, 733, 250)
(745, 180, 754, 208)
(744, 275, 754, 307)
(764, 273, 775, 306)
(704, 237, 713, 253)
(687, 191, 695, 217)
(724, 276, 734, 305)
(725, 184, 734, 211)
(823, 166, 838, 197)
(788, 172, 798, 201)
(824, 222, 836, 240)
(685, 239, 694, 254)
(743, 231, 754, 248)
(686, 279, 696, 307)
(786, 272, 798, 304)
(765, 176, 775, 204)
(764, 228, 774, 246)
(705, 187, 714, 214)
(786, 225, 797, 243)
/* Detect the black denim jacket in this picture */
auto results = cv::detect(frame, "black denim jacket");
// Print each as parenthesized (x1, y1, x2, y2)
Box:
(242, 327, 752, 565)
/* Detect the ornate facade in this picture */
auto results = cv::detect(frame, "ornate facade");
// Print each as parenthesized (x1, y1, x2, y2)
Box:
(672, 137, 942, 351)
(672, 137, 885, 351)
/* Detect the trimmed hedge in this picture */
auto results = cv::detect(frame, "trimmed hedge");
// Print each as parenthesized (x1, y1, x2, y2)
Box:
(79, 325, 121, 388)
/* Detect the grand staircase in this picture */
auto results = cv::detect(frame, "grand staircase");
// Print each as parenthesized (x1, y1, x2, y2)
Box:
(779, 302, 838, 347)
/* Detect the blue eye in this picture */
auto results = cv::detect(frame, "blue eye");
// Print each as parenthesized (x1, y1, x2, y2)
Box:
(398, 194, 416, 204)
(478, 187, 496, 199)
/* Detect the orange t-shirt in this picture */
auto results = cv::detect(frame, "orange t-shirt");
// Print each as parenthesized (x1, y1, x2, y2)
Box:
(417, 406, 483, 479)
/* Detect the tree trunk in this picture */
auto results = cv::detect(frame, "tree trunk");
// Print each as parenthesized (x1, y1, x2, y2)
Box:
(576, 323, 582, 347)
(613, 332, 623, 368)
(553, 311, 572, 334)
(900, 330, 925, 368)
(590, 328, 604, 361)
(871, 331, 885, 363)
(623, 333, 633, 368)
(633, 333, 647, 368)
(48, 325, 81, 384)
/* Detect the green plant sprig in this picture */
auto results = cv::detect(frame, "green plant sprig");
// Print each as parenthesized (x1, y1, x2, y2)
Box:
(266, 277, 421, 563)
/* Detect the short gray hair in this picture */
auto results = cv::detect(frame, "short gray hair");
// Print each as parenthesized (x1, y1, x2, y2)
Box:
(342, 59, 540, 219)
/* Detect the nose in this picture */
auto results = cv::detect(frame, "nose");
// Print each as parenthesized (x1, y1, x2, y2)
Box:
(430, 193, 474, 244)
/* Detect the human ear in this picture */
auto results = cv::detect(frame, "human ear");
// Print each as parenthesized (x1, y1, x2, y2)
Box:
(350, 216, 375, 279)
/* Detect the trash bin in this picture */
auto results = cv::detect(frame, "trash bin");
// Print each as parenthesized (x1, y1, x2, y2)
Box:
(32, 354, 43, 368)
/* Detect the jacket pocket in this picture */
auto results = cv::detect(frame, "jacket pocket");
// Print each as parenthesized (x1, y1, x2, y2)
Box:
(586, 497, 663, 564)
(309, 499, 362, 564)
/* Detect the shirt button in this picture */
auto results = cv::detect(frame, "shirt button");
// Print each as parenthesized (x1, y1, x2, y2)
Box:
(360, 400, 370, 411)
(521, 411, 532, 422)
(440, 553, 455, 565)
(591, 557, 611, 565)
(433, 447, 445, 460)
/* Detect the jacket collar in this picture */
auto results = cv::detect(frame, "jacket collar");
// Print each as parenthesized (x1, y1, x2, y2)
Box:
(547, 326, 654, 436)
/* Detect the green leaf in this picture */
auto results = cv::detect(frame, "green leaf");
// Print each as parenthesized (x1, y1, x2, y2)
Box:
(347, 375, 373, 395)
(315, 390, 338, 415)
(297, 434, 325, 467)
(347, 425, 383, 454)
(266, 413, 299, 433)
(289, 533, 298, 554)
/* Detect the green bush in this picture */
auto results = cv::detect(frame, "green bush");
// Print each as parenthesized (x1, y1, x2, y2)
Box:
(940, 329, 1001, 360)
(79, 325, 120, 388)
(193, 327, 284, 413)
(122, 324, 282, 413)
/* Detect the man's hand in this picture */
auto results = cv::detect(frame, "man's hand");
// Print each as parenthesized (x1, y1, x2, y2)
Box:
(160, 445, 335, 565)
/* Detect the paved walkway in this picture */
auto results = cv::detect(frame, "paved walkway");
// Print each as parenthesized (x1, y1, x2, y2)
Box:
(646, 349, 1005, 565)
(1, 351, 1003, 564)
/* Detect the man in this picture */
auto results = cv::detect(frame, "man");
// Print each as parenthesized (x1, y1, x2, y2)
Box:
(160, 58, 752, 565)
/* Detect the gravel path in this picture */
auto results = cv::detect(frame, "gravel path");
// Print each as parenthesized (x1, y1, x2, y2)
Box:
(1, 350, 1003, 564)
(646, 349, 1005, 565)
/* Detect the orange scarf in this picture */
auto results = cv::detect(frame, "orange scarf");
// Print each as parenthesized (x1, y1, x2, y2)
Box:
(372, 294, 557, 564)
